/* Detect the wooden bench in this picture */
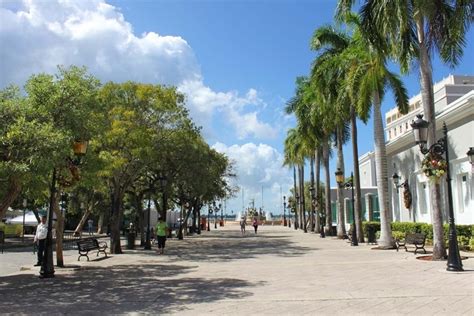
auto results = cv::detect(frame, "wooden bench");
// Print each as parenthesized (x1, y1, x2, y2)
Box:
(396, 233, 426, 254)
(77, 238, 108, 261)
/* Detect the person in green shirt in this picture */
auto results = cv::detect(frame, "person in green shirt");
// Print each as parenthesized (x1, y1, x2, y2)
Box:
(155, 217, 168, 254)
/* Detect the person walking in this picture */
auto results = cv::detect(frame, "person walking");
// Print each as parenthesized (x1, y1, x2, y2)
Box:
(155, 217, 168, 254)
(240, 217, 246, 235)
(34, 215, 48, 266)
(87, 219, 93, 235)
(253, 217, 259, 234)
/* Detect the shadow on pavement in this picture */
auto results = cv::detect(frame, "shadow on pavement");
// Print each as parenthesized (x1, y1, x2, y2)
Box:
(156, 230, 314, 262)
(0, 264, 259, 314)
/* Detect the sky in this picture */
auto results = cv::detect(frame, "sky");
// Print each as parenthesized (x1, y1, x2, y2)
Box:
(1, 0, 473, 216)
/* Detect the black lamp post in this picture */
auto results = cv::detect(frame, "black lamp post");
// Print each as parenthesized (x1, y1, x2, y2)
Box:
(335, 169, 358, 246)
(207, 204, 212, 231)
(411, 114, 462, 271)
(283, 196, 287, 226)
(220, 203, 223, 226)
(41, 140, 88, 278)
(294, 194, 299, 230)
(144, 174, 153, 250)
(318, 188, 325, 238)
(214, 202, 218, 229)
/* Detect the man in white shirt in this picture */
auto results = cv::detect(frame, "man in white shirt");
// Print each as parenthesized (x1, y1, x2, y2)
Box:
(34, 215, 48, 266)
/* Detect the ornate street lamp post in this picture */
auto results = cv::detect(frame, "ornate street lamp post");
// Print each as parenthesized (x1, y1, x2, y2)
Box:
(41, 140, 88, 278)
(283, 196, 287, 226)
(207, 204, 212, 231)
(318, 188, 325, 238)
(214, 202, 218, 229)
(335, 169, 358, 246)
(411, 114, 463, 271)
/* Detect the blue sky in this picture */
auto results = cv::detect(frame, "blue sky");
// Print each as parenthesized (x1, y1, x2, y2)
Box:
(1, 0, 473, 215)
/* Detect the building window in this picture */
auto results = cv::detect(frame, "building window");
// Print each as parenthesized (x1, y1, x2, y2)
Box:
(388, 130, 391, 139)
(394, 128, 397, 136)
(399, 125, 402, 133)
(405, 122, 409, 130)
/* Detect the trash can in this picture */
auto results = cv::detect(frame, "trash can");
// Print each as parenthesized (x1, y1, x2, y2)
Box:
(126, 230, 136, 249)
(367, 226, 377, 244)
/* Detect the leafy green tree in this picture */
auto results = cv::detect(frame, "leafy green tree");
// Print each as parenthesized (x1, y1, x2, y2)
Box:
(23, 66, 101, 266)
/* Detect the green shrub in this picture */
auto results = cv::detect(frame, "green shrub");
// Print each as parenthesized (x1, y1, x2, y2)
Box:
(469, 238, 474, 251)
(391, 222, 419, 233)
(362, 221, 380, 235)
(392, 231, 405, 241)
(443, 224, 473, 240)
(419, 223, 433, 240)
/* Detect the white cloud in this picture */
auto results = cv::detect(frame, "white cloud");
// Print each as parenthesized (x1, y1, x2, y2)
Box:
(0, 0, 277, 141)
(212, 142, 292, 214)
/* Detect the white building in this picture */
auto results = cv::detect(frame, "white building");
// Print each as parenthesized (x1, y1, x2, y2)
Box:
(360, 74, 474, 225)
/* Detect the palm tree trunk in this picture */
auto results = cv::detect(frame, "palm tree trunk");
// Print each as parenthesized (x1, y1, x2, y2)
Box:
(351, 106, 364, 243)
(336, 127, 346, 238)
(416, 17, 446, 259)
(293, 165, 299, 230)
(310, 155, 315, 232)
(323, 143, 332, 235)
(315, 149, 321, 233)
(373, 90, 393, 248)
(300, 164, 307, 233)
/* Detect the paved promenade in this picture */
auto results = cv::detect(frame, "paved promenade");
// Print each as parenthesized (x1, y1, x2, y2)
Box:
(0, 224, 473, 315)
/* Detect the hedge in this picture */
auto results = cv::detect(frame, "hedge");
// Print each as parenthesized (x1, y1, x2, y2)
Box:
(362, 221, 473, 242)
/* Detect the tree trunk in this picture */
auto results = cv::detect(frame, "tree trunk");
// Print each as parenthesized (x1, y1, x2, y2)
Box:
(315, 149, 321, 233)
(0, 175, 22, 221)
(293, 165, 299, 229)
(110, 185, 124, 254)
(373, 90, 394, 248)
(416, 17, 446, 259)
(336, 127, 347, 239)
(74, 200, 95, 237)
(310, 155, 315, 232)
(53, 191, 64, 267)
(323, 143, 332, 235)
(97, 212, 104, 234)
(300, 164, 307, 233)
(351, 106, 364, 243)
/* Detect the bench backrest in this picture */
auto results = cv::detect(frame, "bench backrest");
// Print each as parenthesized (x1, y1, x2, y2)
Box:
(405, 233, 425, 244)
(77, 238, 99, 250)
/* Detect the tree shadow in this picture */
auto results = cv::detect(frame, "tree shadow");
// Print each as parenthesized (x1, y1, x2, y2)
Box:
(0, 264, 260, 314)
(146, 230, 315, 262)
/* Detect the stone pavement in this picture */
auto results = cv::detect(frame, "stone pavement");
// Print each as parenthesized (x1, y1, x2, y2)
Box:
(0, 224, 473, 315)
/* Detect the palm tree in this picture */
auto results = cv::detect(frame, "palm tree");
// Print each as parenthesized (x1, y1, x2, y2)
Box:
(310, 24, 359, 240)
(283, 128, 303, 230)
(337, 0, 472, 258)
(343, 35, 409, 248)
(312, 17, 409, 247)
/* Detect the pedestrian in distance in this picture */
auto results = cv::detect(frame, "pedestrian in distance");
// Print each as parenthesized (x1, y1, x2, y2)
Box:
(87, 218, 93, 235)
(240, 217, 246, 235)
(155, 217, 168, 254)
(34, 215, 48, 266)
(253, 217, 259, 234)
